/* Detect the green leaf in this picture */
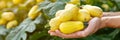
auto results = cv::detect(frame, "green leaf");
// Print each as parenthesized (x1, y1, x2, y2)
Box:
(109, 28, 120, 39)
(42, 0, 66, 18)
(0, 36, 3, 40)
(0, 26, 8, 35)
(25, 22, 36, 33)
(28, 31, 48, 40)
(21, 32, 27, 40)
(33, 13, 47, 24)
(48, 1, 66, 18)
(114, 0, 120, 10)
(6, 18, 35, 40)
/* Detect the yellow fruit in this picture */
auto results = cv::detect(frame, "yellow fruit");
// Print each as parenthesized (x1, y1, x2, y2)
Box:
(83, 5, 103, 17)
(28, 5, 40, 20)
(36, 0, 44, 3)
(55, 10, 64, 17)
(0, 18, 7, 25)
(77, 9, 91, 22)
(69, 0, 80, 5)
(49, 17, 61, 31)
(59, 21, 84, 34)
(58, 4, 79, 21)
(102, 4, 109, 11)
(1, 12, 15, 21)
(65, 4, 79, 10)
(13, 0, 22, 4)
(6, 20, 18, 29)
(0, 1, 7, 9)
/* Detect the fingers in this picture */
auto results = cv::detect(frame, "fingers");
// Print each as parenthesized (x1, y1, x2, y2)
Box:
(84, 17, 101, 35)
(48, 30, 83, 38)
(48, 30, 57, 36)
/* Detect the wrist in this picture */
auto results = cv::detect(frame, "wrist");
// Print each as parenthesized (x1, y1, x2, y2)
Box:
(99, 17, 108, 29)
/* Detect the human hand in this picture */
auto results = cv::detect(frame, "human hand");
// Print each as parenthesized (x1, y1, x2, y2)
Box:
(48, 17, 103, 38)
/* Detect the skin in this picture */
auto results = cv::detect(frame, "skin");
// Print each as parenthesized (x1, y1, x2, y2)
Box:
(48, 12, 120, 38)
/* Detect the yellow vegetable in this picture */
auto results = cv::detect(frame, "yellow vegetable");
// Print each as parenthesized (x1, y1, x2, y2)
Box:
(1, 12, 15, 21)
(77, 9, 91, 22)
(83, 5, 103, 17)
(0, 1, 6, 9)
(0, 18, 7, 25)
(59, 21, 84, 34)
(6, 20, 18, 29)
(65, 4, 79, 10)
(36, 0, 44, 3)
(55, 10, 64, 17)
(28, 5, 40, 20)
(58, 4, 79, 21)
(102, 4, 109, 11)
(13, 0, 22, 4)
(49, 17, 61, 31)
(69, 0, 80, 5)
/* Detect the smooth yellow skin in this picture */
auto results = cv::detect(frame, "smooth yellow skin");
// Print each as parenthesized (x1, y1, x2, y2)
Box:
(58, 4, 79, 21)
(77, 9, 91, 22)
(69, 0, 80, 5)
(49, 17, 61, 31)
(58, 10, 76, 22)
(50, 4, 79, 31)
(36, 0, 44, 3)
(0, 1, 7, 9)
(55, 10, 64, 17)
(6, 20, 18, 29)
(59, 21, 84, 34)
(28, 5, 40, 20)
(1, 12, 15, 21)
(0, 18, 7, 25)
(13, 0, 22, 4)
(83, 5, 103, 17)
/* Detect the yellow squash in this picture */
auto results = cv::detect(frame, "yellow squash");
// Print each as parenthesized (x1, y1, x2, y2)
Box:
(0, 18, 7, 25)
(1, 12, 15, 21)
(0, 1, 6, 9)
(28, 5, 40, 20)
(77, 9, 91, 22)
(13, 0, 22, 4)
(83, 5, 103, 17)
(36, 0, 44, 3)
(59, 21, 84, 34)
(68, 0, 80, 5)
(6, 20, 18, 29)
(49, 17, 61, 31)
(101, 4, 109, 11)
(55, 10, 64, 17)
(58, 4, 79, 21)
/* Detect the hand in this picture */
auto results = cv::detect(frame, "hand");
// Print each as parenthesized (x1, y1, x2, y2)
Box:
(48, 17, 103, 38)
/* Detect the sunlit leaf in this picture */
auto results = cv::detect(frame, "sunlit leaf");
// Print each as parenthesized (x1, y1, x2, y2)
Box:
(0, 26, 8, 35)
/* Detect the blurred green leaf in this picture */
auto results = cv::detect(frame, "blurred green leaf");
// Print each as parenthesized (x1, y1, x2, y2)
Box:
(0, 26, 8, 35)
(42, 0, 66, 19)
(6, 18, 35, 40)
(25, 22, 36, 33)
(114, 0, 120, 10)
